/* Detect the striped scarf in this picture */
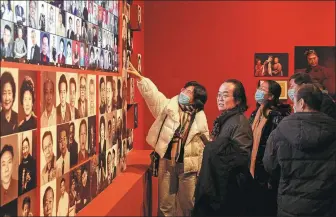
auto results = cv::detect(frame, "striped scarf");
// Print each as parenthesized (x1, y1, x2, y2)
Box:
(170, 104, 197, 160)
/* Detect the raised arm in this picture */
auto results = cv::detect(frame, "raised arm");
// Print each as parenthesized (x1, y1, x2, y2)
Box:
(128, 62, 169, 118)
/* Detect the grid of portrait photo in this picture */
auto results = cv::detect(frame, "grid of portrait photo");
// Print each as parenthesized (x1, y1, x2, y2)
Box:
(39, 71, 98, 216)
(0, 67, 38, 216)
(0, 0, 119, 72)
(98, 75, 130, 184)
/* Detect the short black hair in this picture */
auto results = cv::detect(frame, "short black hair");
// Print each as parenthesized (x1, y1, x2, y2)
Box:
(0, 144, 14, 159)
(69, 77, 76, 91)
(183, 81, 207, 110)
(225, 79, 248, 112)
(22, 196, 31, 209)
(60, 178, 65, 185)
(79, 119, 87, 135)
(4, 24, 11, 33)
(290, 72, 312, 85)
(22, 137, 30, 147)
(20, 76, 35, 105)
(69, 122, 75, 131)
(58, 74, 68, 93)
(67, 41, 71, 47)
(0, 72, 16, 105)
(100, 77, 105, 89)
(58, 124, 68, 141)
(100, 116, 105, 129)
(296, 83, 323, 111)
(42, 131, 53, 147)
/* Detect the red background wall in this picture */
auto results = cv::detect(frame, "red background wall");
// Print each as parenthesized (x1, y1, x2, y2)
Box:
(142, 1, 335, 144)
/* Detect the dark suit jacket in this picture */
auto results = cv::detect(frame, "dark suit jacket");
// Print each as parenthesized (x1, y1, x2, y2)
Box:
(67, 29, 75, 40)
(71, 107, 80, 120)
(30, 44, 40, 61)
(69, 140, 78, 167)
(91, 170, 98, 198)
(1, 40, 13, 57)
(56, 103, 71, 124)
(78, 99, 88, 118)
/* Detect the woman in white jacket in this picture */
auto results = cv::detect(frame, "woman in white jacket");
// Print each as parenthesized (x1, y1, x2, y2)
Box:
(128, 63, 209, 216)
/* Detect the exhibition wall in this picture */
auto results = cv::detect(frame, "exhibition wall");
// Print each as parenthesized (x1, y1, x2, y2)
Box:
(0, 0, 145, 216)
(144, 1, 335, 136)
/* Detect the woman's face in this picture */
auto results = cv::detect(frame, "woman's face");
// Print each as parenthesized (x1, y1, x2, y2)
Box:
(2, 82, 14, 111)
(18, 29, 23, 38)
(23, 91, 33, 116)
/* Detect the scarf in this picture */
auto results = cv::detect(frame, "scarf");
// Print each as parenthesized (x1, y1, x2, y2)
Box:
(170, 104, 197, 160)
(211, 107, 240, 139)
(249, 105, 270, 177)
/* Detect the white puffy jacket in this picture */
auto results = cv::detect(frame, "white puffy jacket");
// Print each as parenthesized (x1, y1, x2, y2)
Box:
(137, 77, 209, 174)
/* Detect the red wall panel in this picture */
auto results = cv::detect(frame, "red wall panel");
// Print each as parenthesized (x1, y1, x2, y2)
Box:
(143, 1, 335, 135)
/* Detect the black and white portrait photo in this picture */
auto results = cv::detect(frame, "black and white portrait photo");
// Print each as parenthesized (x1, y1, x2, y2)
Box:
(1, 19, 14, 58)
(13, 1, 27, 26)
(27, 28, 40, 61)
(49, 34, 58, 64)
(13, 25, 27, 59)
(28, 0, 37, 28)
(47, 4, 56, 34)
(1, 0, 14, 22)
(66, 12, 75, 40)
(56, 8, 65, 37)
(38, 1, 46, 31)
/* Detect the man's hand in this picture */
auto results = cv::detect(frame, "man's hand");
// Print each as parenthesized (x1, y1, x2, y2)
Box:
(127, 62, 143, 81)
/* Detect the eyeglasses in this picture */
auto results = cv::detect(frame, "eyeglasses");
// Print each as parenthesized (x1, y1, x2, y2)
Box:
(217, 92, 232, 99)
(181, 88, 193, 95)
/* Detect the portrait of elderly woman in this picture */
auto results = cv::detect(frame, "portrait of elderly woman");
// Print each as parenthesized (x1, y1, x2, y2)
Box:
(14, 25, 27, 59)
(18, 76, 37, 132)
(0, 70, 18, 136)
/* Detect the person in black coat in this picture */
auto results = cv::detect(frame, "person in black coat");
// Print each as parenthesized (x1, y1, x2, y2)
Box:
(193, 79, 253, 216)
(288, 72, 336, 119)
(263, 84, 336, 217)
(249, 80, 291, 216)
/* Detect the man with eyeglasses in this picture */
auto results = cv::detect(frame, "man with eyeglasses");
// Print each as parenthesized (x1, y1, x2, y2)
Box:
(56, 125, 70, 177)
(78, 76, 88, 118)
(41, 131, 56, 185)
(127, 63, 209, 216)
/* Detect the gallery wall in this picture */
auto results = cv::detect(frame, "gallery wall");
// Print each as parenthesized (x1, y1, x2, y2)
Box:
(0, 0, 144, 216)
(143, 1, 335, 139)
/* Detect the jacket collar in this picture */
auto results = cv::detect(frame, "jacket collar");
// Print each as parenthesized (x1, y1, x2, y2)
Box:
(164, 96, 208, 144)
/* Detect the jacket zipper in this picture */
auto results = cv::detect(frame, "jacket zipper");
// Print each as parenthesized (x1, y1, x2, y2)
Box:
(155, 115, 168, 145)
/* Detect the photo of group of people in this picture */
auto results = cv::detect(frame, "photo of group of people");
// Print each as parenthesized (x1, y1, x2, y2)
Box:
(254, 53, 289, 77)
(0, 0, 119, 72)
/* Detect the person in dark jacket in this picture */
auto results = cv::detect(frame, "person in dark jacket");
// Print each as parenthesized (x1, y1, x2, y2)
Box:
(193, 79, 253, 216)
(249, 80, 291, 215)
(288, 72, 336, 119)
(263, 83, 336, 217)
